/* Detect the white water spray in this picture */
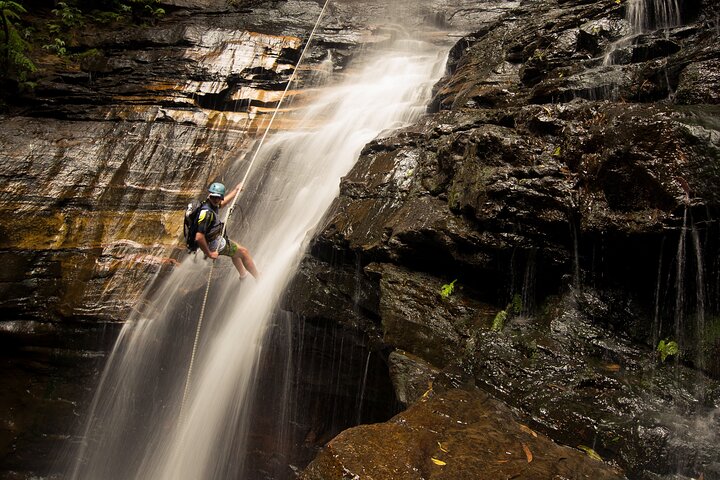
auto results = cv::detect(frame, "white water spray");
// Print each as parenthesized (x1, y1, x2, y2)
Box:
(603, 0, 682, 65)
(69, 34, 449, 480)
(626, 0, 681, 33)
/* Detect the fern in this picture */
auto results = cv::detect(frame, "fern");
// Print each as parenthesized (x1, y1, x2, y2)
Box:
(440, 279, 457, 299)
(657, 339, 679, 362)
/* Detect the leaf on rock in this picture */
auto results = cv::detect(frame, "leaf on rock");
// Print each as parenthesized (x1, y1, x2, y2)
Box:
(431, 458, 447, 466)
(578, 445, 603, 461)
(519, 424, 538, 438)
(522, 443, 533, 463)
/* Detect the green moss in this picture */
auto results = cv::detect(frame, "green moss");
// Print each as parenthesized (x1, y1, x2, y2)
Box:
(492, 310, 507, 332)
(510, 294, 523, 315)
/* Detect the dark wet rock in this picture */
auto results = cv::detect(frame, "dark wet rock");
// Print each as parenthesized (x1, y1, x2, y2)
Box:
(675, 59, 720, 104)
(368, 263, 496, 368)
(242, 313, 401, 480)
(605, 35, 682, 66)
(529, 65, 638, 103)
(2, 1, 521, 477)
(0, 319, 120, 479)
(388, 350, 440, 406)
(3, 0, 720, 477)
(287, 0, 720, 478)
(300, 388, 626, 480)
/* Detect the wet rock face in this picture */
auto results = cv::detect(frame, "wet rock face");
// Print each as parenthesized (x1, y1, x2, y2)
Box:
(239, 311, 401, 480)
(1, 0, 515, 477)
(1, 0, 718, 477)
(300, 388, 625, 480)
(287, 0, 720, 478)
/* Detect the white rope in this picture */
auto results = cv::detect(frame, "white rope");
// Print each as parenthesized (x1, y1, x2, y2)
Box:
(178, 0, 331, 423)
(178, 261, 214, 422)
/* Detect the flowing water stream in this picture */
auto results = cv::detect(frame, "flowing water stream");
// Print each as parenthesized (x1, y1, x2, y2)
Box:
(603, 0, 682, 66)
(67, 27, 450, 480)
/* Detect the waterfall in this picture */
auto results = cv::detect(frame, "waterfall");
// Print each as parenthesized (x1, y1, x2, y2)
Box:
(603, 0, 682, 65)
(67, 33, 450, 480)
(674, 206, 688, 343)
(626, 0, 681, 33)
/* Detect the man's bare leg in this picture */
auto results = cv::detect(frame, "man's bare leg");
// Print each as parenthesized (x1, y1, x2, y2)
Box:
(233, 245, 260, 279)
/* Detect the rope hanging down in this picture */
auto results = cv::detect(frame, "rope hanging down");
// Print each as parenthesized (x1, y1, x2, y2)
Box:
(179, 0, 332, 423)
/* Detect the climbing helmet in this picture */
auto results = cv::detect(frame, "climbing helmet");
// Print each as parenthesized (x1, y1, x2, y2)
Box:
(208, 182, 226, 199)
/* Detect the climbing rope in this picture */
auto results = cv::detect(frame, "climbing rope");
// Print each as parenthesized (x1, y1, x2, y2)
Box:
(179, 0, 332, 423)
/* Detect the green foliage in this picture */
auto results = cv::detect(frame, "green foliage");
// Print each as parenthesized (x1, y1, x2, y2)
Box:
(0, 0, 36, 82)
(42, 37, 66, 56)
(44, 2, 84, 58)
(41, 0, 165, 60)
(51, 2, 84, 29)
(440, 279, 457, 300)
(124, 0, 165, 23)
(492, 309, 507, 332)
(73, 47, 101, 60)
(657, 338, 679, 362)
(510, 294, 523, 315)
(492, 295, 523, 332)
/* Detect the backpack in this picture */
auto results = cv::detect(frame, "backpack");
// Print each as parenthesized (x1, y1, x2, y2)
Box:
(183, 200, 204, 252)
(183, 200, 223, 252)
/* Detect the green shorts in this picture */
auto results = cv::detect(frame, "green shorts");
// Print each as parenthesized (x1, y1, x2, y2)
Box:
(218, 237, 239, 257)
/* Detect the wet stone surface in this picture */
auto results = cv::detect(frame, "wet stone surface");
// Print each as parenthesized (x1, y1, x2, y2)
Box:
(300, 388, 626, 480)
(2, 0, 720, 477)
(286, 0, 720, 478)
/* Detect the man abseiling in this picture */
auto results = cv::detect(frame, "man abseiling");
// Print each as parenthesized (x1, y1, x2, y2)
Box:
(195, 182, 260, 280)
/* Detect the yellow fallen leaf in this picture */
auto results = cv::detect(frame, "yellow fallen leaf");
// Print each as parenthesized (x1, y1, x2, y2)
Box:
(431, 458, 447, 466)
(421, 382, 434, 400)
(437, 441, 449, 453)
(519, 424, 538, 438)
(578, 445, 603, 461)
(522, 443, 533, 463)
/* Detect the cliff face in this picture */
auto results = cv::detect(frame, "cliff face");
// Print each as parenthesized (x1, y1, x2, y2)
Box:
(0, 0, 510, 477)
(1, 0, 719, 478)
(285, 0, 720, 478)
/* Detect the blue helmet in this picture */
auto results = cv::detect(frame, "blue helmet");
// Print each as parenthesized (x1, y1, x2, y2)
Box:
(208, 182, 226, 199)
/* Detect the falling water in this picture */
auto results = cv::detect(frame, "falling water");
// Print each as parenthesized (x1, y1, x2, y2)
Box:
(67, 33, 450, 480)
(674, 206, 688, 343)
(652, 237, 666, 347)
(691, 224, 706, 343)
(603, 0, 682, 65)
(355, 351, 372, 424)
(626, 0, 682, 33)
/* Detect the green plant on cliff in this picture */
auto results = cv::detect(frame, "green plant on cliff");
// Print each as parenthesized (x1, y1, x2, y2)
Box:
(50, 2, 84, 31)
(440, 279, 457, 299)
(119, 0, 165, 24)
(0, 0, 36, 84)
(492, 295, 524, 332)
(42, 2, 84, 58)
(510, 294, 523, 315)
(42, 37, 66, 56)
(492, 309, 507, 331)
(657, 338, 679, 362)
